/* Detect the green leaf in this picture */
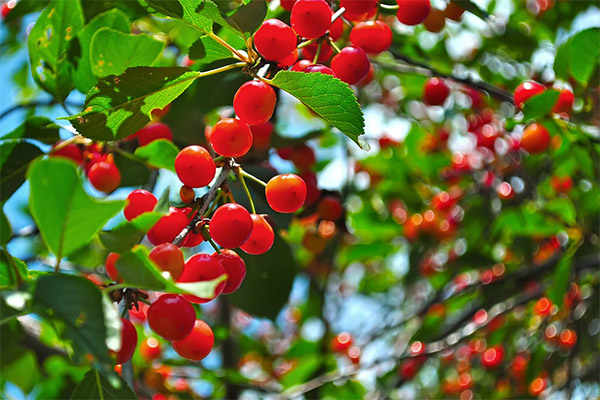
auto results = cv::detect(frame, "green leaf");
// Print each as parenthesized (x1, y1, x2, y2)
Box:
(0, 250, 27, 289)
(225, 0, 267, 36)
(28, 158, 125, 260)
(2, 350, 39, 394)
(522, 89, 560, 120)
(64, 67, 199, 141)
(569, 28, 600, 85)
(133, 139, 179, 171)
(99, 212, 164, 253)
(70, 369, 137, 400)
(270, 71, 367, 149)
(0, 142, 43, 203)
(545, 198, 576, 225)
(27, 0, 84, 101)
(492, 207, 564, 238)
(280, 354, 321, 389)
(0, 210, 11, 247)
(188, 35, 236, 64)
(1, 116, 61, 145)
(548, 257, 572, 309)
(179, 0, 228, 33)
(90, 28, 165, 78)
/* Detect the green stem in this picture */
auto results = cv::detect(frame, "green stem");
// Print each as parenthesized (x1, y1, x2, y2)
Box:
(201, 226, 221, 254)
(313, 40, 324, 64)
(94, 370, 105, 400)
(238, 172, 256, 214)
(195, 62, 246, 78)
(328, 37, 341, 53)
(240, 170, 268, 187)
(207, 32, 248, 62)
(298, 38, 317, 49)
(204, 190, 223, 217)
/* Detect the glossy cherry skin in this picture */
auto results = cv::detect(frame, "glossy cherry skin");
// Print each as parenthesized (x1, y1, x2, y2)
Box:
(88, 158, 121, 193)
(50, 142, 83, 164)
(423, 77, 450, 106)
(292, 59, 313, 72)
(444, 1, 465, 21)
(317, 195, 343, 221)
(140, 337, 162, 361)
(209, 203, 254, 248)
(177, 254, 226, 303)
(254, 19, 297, 62)
(302, 41, 333, 63)
(279, 48, 299, 67)
(280, 0, 296, 11)
(305, 64, 336, 76)
(106, 252, 120, 282)
(330, 47, 370, 85)
(291, 0, 332, 39)
(396, 0, 431, 25)
(552, 89, 574, 115)
(233, 81, 277, 125)
(209, 118, 253, 158)
(133, 123, 173, 146)
(250, 122, 273, 150)
(266, 174, 307, 213)
(514, 80, 545, 109)
(329, 17, 344, 41)
(182, 230, 204, 248)
(340, 0, 377, 14)
(350, 21, 392, 54)
(481, 345, 504, 369)
(147, 207, 190, 246)
(330, 332, 353, 352)
(180, 185, 195, 204)
(290, 144, 315, 170)
(213, 249, 246, 294)
(115, 318, 137, 364)
(300, 171, 321, 205)
(175, 145, 216, 188)
(149, 243, 185, 280)
(147, 294, 196, 341)
(172, 320, 214, 361)
(521, 123, 550, 154)
(124, 189, 157, 221)
(240, 214, 274, 255)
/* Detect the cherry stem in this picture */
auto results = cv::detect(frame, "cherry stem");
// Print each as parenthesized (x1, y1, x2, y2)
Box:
(201, 226, 221, 254)
(328, 37, 341, 54)
(195, 62, 247, 78)
(312, 40, 324, 64)
(208, 32, 249, 63)
(297, 38, 317, 49)
(204, 189, 223, 217)
(237, 171, 256, 214)
(239, 170, 267, 187)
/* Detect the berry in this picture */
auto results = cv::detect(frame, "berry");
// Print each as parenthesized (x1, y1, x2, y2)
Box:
(280, 0, 297, 11)
(133, 123, 173, 146)
(213, 249, 246, 294)
(50, 142, 83, 164)
(115, 318, 137, 364)
(177, 254, 226, 303)
(209, 203, 253, 248)
(302, 41, 333, 63)
(140, 337, 162, 361)
(529, 377, 547, 396)
(301, 171, 321, 205)
(521, 123, 550, 154)
(514, 80, 545, 109)
(266, 174, 307, 213)
(233, 81, 277, 125)
(106, 252, 120, 281)
(175, 145, 216, 188)
(481, 345, 504, 369)
(330, 332, 353, 352)
(209, 118, 253, 158)
(534, 297, 553, 316)
(423, 78, 450, 106)
(88, 157, 121, 193)
(423, 7, 445, 32)
(279, 48, 299, 67)
(444, 1, 465, 21)
(147, 294, 196, 341)
(396, 0, 431, 25)
(558, 329, 577, 348)
(304, 64, 336, 76)
(182, 230, 204, 248)
(329, 17, 344, 41)
(552, 89, 574, 115)
(349, 21, 393, 54)
(399, 358, 423, 379)
(240, 214, 274, 255)
(172, 320, 214, 361)
(340, 0, 377, 15)
(147, 207, 190, 246)
(180, 185, 195, 203)
(330, 47, 370, 85)
(149, 243, 185, 280)
(151, 104, 171, 119)
(124, 189, 157, 221)
(254, 19, 297, 62)
(292, 59, 313, 72)
(291, 0, 332, 39)
(317, 195, 343, 221)
(551, 175, 573, 194)
(250, 122, 273, 150)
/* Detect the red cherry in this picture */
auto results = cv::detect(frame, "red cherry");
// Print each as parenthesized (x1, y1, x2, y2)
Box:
(514, 80, 545, 109)
(115, 318, 137, 364)
(251, 122, 273, 150)
(129, 302, 148, 323)
(147, 294, 196, 341)
(240, 214, 274, 255)
(423, 77, 450, 106)
(132, 123, 173, 146)
(180, 185, 195, 203)
(330, 332, 353, 352)
(290, 144, 316, 170)
(305, 64, 336, 76)
(292, 59, 313, 72)
(344, 6, 377, 22)
(396, 0, 431, 25)
(254, 19, 297, 62)
(105, 252, 120, 282)
(350, 21, 393, 54)
(551, 175, 573, 194)
(149, 243, 185, 280)
(300, 171, 320, 205)
(558, 329, 577, 348)
(481, 345, 504, 369)
(175, 145, 216, 188)
(340, 0, 377, 15)
(147, 207, 190, 246)
(50, 142, 83, 164)
(317, 195, 343, 221)
(233, 80, 277, 125)
(529, 377, 547, 396)
(88, 157, 121, 193)
(552, 89, 574, 115)
(151, 104, 171, 119)
(140, 337, 162, 362)
(182, 230, 205, 248)
(444, 1, 465, 21)
(277, 147, 293, 160)
(209, 118, 253, 158)
(534, 297, 553, 316)
(302, 41, 333, 63)
(521, 123, 550, 154)
(213, 249, 246, 294)
(329, 17, 344, 41)
(1, 1, 14, 18)
(172, 320, 214, 361)
(124, 189, 157, 221)
(330, 47, 370, 85)
(358, 64, 375, 85)
(266, 174, 307, 213)
(279, 48, 299, 67)
(423, 8, 446, 32)
(399, 358, 424, 379)
(291, 0, 332, 39)
(178, 254, 226, 303)
(209, 203, 253, 248)
(347, 346, 361, 364)
(496, 182, 514, 200)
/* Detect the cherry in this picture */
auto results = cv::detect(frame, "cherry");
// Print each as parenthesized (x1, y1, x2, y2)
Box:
(129, 302, 148, 323)
(180, 185, 195, 203)
(552, 89, 574, 115)
(233, 80, 277, 125)
(88, 156, 121, 193)
(304, 64, 336, 76)
(213, 249, 246, 294)
(444, 1, 465, 21)
(521, 123, 550, 154)
(175, 145, 216, 188)
(358, 64, 375, 85)
(279, 48, 299, 67)
(140, 337, 162, 362)
(250, 122, 273, 150)
(529, 377, 547, 396)
(300, 171, 321, 205)
(399, 358, 423, 380)
(209, 203, 253, 248)
(317, 195, 343, 221)
(534, 297, 553, 316)
(292, 59, 313, 72)
(396, 0, 431, 25)
(291, 0, 332, 39)
(558, 328, 577, 348)
(481, 345, 504, 369)
(266, 174, 307, 213)
(340, 0, 377, 15)
(172, 320, 214, 361)
(182, 230, 205, 248)
(177, 254, 226, 303)
(50, 142, 83, 164)
(514, 80, 545, 109)
(105, 252, 120, 281)
(132, 123, 173, 146)
(147, 294, 196, 341)
(1, 1, 14, 18)
(302, 41, 333, 63)
(147, 207, 190, 246)
(151, 104, 171, 119)
(329, 17, 344, 41)
(551, 175, 573, 193)
(347, 346, 361, 365)
(330, 47, 370, 85)
(349, 21, 392, 55)
(149, 243, 185, 280)
(330, 332, 353, 352)
(423, 77, 450, 106)
(115, 318, 137, 364)
(209, 118, 253, 158)
(240, 214, 274, 255)
(124, 189, 157, 221)
(254, 19, 297, 62)
(496, 182, 514, 200)
(344, 6, 377, 22)
(423, 7, 445, 32)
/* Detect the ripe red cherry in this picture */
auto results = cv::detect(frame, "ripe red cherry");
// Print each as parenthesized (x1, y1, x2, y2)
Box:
(350, 21, 393, 54)
(399, 358, 423, 379)
(124, 189, 157, 221)
(331, 47, 370, 85)
(529, 377, 547, 396)
(240, 214, 274, 255)
(302, 41, 333, 63)
(423, 8, 445, 32)
(251, 122, 273, 150)
(329, 17, 344, 41)
(305, 64, 336, 76)
(213, 249, 246, 294)
(180, 185, 195, 203)
(444, 1, 465, 21)
(291, 0, 332, 39)
(301, 171, 320, 205)
(209, 118, 253, 158)
(552, 89, 574, 115)
(330, 332, 353, 352)
(50, 142, 83, 164)
(521, 123, 550, 154)
(396, 0, 431, 25)
(177, 254, 226, 303)
(172, 320, 214, 361)
(149, 243, 185, 280)
(292, 59, 313, 72)
(317, 195, 343, 221)
(423, 77, 450, 106)
(340, 0, 377, 14)
(182, 230, 205, 248)
(105, 252, 120, 281)
(88, 157, 121, 193)
(481, 345, 504, 369)
(175, 145, 216, 188)
(514, 80, 545, 109)
(254, 19, 297, 62)
(279, 48, 299, 67)
(233, 80, 277, 125)
(140, 337, 162, 362)
(209, 203, 253, 248)
(147, 207, 190, 246)
(280, 0, 296, 11)
(133, 123, 173, 146)
(534, 297, 553, 316)
(551, 175, 573, 194)
(266, 174, 307, 213)
(558, 328, 577, 348)
(115, 318, 137, 364)
(147, 294, 196, 341)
